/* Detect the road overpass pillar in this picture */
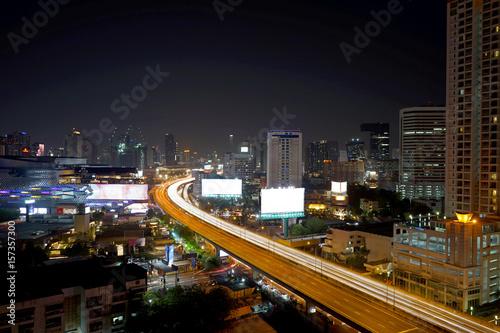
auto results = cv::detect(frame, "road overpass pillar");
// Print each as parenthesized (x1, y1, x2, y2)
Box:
(214, 246, 221, 258)
(283, 218, 289, 238)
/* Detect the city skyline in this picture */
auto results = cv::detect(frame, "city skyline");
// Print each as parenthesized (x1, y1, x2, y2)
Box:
(1, 0, 446, 156)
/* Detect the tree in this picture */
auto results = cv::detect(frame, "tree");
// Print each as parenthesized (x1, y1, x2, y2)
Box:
(127, 286, 234, 333)
(65, 239, 91, 257)
(303, 217, 328, 234)
(147, 208, 156, 219)
(205, 255, 221, 270)
(290, 224, 307, 236)
(15, 241, 48, 268)
(0, 208, 20, 223)
(92, 210, 104, 223)
(347, 246, 370, 270)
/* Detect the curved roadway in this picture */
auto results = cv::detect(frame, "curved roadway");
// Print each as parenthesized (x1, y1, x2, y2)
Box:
(155, 178, 500, 333)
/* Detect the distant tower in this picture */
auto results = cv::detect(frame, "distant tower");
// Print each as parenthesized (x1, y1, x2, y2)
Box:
(165, 133, 176, 164)
(360, 123, 390, 160)
(345, 139, 365, 162)
(229, 134, 234, 153)
(266, 130, 302, 188)
(306, 140, 339, 174)
(64, 128, 83, 157)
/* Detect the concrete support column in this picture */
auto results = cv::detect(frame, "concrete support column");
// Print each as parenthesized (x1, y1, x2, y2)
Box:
(283, 218, 289, 238)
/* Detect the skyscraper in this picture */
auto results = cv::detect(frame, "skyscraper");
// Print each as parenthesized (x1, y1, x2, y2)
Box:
(398, 106, 446, 202)
(446, 0, 500, 216)
(228, 134, 234, 153)
(63, 129, 82, 157)
(360, 123, 390, 160)
(345, 139, 365, 162)
(305, 140, 338, 174)
(165, 133, 176, 164)
(266, 130, 302, 188)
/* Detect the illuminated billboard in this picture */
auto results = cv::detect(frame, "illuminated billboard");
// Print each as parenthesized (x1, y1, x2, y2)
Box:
(85, 184, 148, 201)
(260, 188, 305, 219)
(201, 179, 242, 198)
(331, 182, 347, 196)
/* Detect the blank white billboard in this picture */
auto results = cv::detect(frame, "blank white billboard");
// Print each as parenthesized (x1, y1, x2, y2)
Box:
(201, 179, 242, 197)
(86, 184, 148, 200)
(331, 181, 347, 195)
(261, 188, 305, 215)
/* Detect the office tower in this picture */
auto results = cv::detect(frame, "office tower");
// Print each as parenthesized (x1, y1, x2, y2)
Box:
(306, 141, 328, 174)
(323, 160, 365, 184)
(345, 139, 365, 162)
(305, 140, 339, 174)
(223, 152, 255, 182)
(398, 106, 446, 201)
(360, 123, 390, 160)
(266, 130, 302, 188)
(179, 149, 191, 165)
(1, 131, 31, 156)
(394, 213, 500, 312)
(446, 0, 500, 216)
(326, 140, 339, 162)
(63, 128, 83, 157)
(229, 134, 234, 153)
(82, 139, 97, 164)
(165, 133, 176, 164)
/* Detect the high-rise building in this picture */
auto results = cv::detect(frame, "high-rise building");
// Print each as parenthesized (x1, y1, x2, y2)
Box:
(165, 133, 177, 164)
(345, 139, 365, 162)
(393, 213, 500, 312)
(266, 130, 302, 188)
(446, 0, 500, 216)
(398, 106, 446, 202)
(360, 123, 390, 160)
(64, 128, 82, 157)
(228, 134, 234, 153)
(323, 160, 365, 184)
(1, 131, 31, 156)
(223, 152, 255, 182)
(305, 140, 339, 174)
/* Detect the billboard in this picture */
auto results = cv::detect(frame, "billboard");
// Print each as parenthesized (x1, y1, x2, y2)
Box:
(260, 188, 305, 219)
(331, 182, 347, 196)
(85, 184, 148, 200)
(201, 179, 242, 198)
(168, 245, 175, 266)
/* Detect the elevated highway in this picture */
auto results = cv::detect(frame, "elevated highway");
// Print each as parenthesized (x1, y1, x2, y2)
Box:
(154, 178, 499, 333)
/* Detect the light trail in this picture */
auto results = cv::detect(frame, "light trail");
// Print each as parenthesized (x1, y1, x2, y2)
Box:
(161, 178, 499, 333)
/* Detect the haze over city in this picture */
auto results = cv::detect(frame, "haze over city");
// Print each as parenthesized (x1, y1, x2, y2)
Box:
(1, 0, 446, 154)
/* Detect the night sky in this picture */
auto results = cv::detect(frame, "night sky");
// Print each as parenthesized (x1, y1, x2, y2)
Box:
(1, 0, 447, 156)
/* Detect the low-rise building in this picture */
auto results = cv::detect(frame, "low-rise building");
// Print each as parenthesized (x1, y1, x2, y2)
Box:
(393, 213, 500, 312)
(322, 227, 392, 267)
(0, 258, 147, 333)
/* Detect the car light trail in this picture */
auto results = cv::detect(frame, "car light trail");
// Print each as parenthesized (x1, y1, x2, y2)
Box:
(158, 178, 499, 333)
